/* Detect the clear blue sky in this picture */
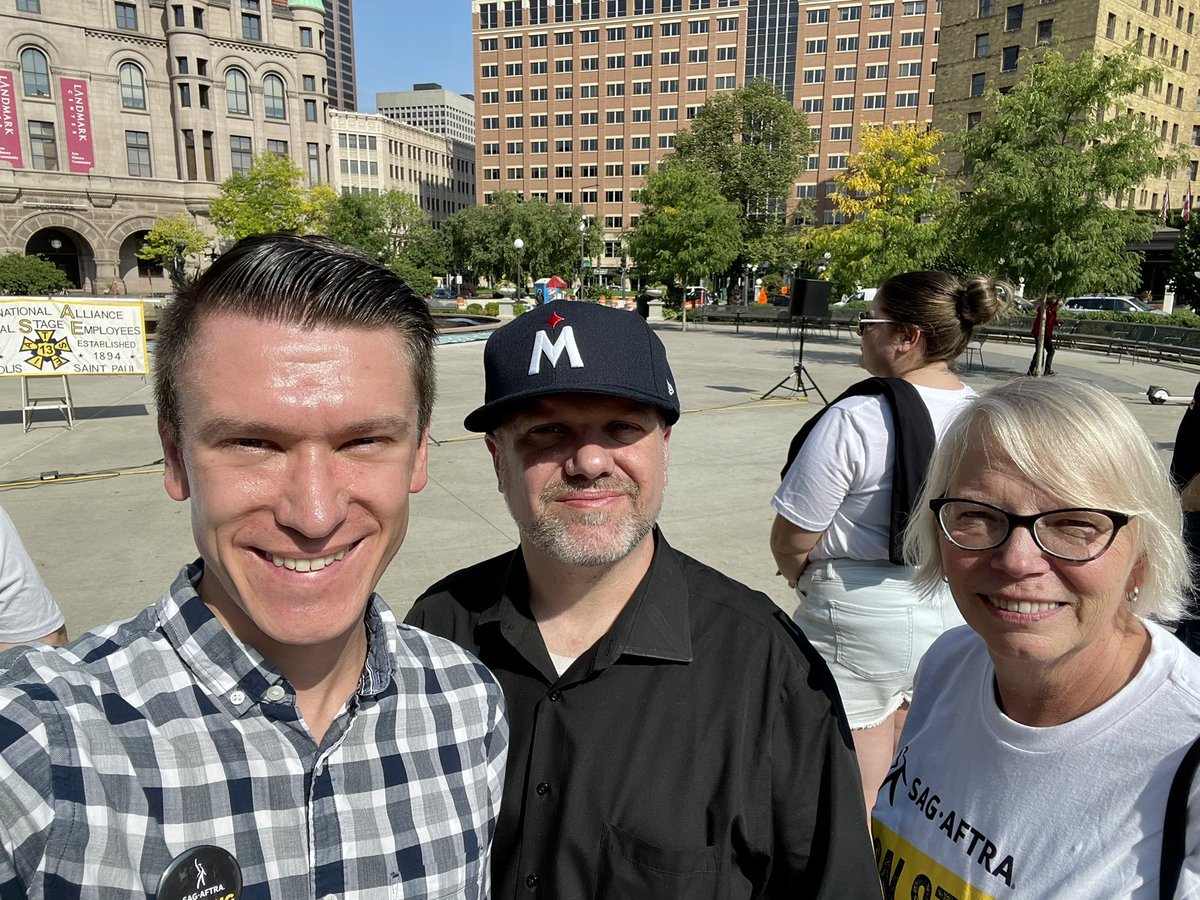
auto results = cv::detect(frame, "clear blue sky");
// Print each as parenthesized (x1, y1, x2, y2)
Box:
(354, 1, 476, 111)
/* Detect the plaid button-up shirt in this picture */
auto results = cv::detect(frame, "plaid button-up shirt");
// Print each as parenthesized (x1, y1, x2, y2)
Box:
(0, 561, 507, 899)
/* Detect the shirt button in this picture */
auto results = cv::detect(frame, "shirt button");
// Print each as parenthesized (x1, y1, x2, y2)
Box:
(548, 689, 561, 702)
(229, 690, 246, 705)
(525, 874, 539, 889)
(536, 782, 550, 795)
(264, 684, 287, 702)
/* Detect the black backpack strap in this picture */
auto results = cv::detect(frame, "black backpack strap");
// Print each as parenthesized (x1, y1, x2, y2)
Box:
(1161, 733, 1200, 900)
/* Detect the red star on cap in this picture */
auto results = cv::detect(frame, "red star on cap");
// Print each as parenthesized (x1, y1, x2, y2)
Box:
(545, 312, 565, 329)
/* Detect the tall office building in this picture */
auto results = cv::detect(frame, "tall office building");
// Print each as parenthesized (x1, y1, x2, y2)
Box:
(933, 0, 1199, 214)
(324, 0, 357, 109)
(331, 109, 476, 223)
(377, 84, 477, 143)
(0, 0, 332, 292)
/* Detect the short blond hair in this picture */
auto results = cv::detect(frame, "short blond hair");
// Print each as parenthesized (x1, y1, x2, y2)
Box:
(903, 378, 1191, 622)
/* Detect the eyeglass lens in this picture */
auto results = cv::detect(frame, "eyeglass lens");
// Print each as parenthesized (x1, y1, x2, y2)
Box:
(935, 500, 1120, 561)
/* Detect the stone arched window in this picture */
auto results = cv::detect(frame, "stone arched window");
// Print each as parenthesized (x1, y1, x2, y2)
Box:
(20, 47, 51, 98)
(226, 68, 249, 115)
(263, 73, 286, 119)
(119, 61, 146, 109)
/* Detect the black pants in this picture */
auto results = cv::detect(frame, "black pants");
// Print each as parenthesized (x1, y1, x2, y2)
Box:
(1027, 338, 1055, 375)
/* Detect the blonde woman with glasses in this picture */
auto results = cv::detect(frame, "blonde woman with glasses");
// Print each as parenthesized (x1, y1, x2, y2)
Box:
(770, 270, 1008, 818)
(873, 378, 1199, 898)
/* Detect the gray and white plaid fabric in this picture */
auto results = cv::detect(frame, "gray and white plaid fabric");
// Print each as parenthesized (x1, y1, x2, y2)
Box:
(0, 561, 507, 899)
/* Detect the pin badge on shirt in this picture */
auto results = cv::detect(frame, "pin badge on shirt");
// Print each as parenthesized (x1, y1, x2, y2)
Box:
(156, 845, 242, 900)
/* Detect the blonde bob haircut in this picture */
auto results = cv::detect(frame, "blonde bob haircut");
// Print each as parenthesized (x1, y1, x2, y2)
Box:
(903, 378, 1191, 622)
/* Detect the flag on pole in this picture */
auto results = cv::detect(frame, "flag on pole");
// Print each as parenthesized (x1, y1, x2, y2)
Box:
(1185, 183, 1193, 223)
(1161, 184, 1171, 222)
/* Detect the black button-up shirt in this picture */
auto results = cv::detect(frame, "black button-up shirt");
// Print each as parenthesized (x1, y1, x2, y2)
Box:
(406, 531, 881, 900)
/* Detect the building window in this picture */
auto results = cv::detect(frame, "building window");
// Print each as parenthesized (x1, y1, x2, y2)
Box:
(661, 21, 680, 35)
(300, 26, 313, 47)
(903, 0, 926, 12)
(974, 33, 989, 56)
(900, 30, 924, 45)
(115, 1, 137, 29)
(1001, 44, 1019, 70)
(126, 130, 152, 176)
(870, 2, 893, 15)
(894, 91, 919, 107)
(193, 7, 204, 27)
(834, 66, 856, 81)
(866, 63, 888, 78)
(830, 125, 852, 140)
(183, 129, 198, 180)
(806, 38, 828, 53)
(173, 4, 185, 26)
(17, 0, 41, 10)
(305, 98, 318, 121)
(979, 0, 993, 14)
(20, 47, 51, 97)
(868, 33, 891, 48)
(898, 60, 921, 76)
(1105, 12, 1116, 38)
(832, 95, 855, 110)
(242, 11, 261, 40)
(689, 19, 709, 32)
(119, 62, 146, 109)
(230, 135, 253, 175)
(263, 74, 287, 119)
(1036, 18, 1052, 42)
(967, 111, 982, 129)
(226, 69, 249, 114)
(303, 74, 316, 91)
(179, 83, 191, 107)
(971, 72, 985, 95)
(863, 93, 886, 108)
(29, 120, 57, 170)
(837, 35, 860, 50)
(804, 69, 825, 84)
(839, 5, 862, 19)
(808, 7, 830, 22)
(267, 138, 288, 156)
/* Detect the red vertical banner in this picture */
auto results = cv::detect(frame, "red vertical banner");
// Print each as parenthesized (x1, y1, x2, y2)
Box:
(60, 77, 94, 173)
(0, 71, 23, 168)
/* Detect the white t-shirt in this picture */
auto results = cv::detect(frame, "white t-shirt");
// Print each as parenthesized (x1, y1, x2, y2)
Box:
(0, 506, 63, 643)
(872, 622, 1200, 899)
(772, 384, 976, 561)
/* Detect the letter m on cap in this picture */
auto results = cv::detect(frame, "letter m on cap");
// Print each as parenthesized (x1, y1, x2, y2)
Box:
(529, 326, 584, 375)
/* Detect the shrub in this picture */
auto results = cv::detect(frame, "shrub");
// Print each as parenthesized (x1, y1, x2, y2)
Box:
(484, 302, 500, 317)
(0, 253, 72, 295)
(465, 302, 485, 315)
(513, 302, 528, 316)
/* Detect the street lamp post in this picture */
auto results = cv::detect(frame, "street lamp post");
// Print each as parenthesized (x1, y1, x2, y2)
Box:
(514, 238, 524, 300)
(579, 220, 587, 297)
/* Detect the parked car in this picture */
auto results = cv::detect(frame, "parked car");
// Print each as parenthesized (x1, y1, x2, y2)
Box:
(684, 286, 710, 305)
(425, 286, 458, 311)
(1063, 295, 1168, 315)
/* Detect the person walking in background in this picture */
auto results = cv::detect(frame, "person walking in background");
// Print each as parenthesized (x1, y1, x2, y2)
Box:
(1027, 296, 1060, 376)
(770, 270, 1010, 818)
(410, 300, 881, 899)
(0, 504, 66, 652)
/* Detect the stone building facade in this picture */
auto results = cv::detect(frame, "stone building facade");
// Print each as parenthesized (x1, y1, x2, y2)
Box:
(330, 109, 476, 223)
(1, 0, 332, 293)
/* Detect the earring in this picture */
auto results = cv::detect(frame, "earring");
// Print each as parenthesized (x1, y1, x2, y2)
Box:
(1125, 586, 1139, 604)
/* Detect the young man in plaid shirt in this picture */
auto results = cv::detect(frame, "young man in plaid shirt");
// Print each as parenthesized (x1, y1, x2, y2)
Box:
(0, 235, 507, 899)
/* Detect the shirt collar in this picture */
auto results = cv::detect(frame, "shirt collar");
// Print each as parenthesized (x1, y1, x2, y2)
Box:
(480, 528, 693, 670)
(157, 560, 395, 716)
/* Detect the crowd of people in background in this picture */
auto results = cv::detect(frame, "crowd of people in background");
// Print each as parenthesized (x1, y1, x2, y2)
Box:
(0, 242, 1197, 898)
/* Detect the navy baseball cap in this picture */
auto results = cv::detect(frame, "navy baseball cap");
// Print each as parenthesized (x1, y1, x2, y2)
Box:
(464, 300, 681, 432)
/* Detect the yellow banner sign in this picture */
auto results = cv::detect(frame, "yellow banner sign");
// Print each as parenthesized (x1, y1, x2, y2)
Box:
(874, 823, 999, 900)
(0, 298, 149, 375)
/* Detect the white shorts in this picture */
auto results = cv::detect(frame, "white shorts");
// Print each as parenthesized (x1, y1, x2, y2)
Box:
(793, 559, 963, 729)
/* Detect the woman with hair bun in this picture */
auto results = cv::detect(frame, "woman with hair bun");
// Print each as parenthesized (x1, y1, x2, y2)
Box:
(770, 270, 1009, 817)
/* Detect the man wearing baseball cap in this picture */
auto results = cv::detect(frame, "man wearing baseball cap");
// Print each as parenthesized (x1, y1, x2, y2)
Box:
(406, 301, 879, 899)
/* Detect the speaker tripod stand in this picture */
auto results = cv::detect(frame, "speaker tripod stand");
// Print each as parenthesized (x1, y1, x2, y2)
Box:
(760, 316, 828, 403)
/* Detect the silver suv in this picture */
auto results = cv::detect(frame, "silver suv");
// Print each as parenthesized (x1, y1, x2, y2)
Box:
(1063, 295, 1166, 315)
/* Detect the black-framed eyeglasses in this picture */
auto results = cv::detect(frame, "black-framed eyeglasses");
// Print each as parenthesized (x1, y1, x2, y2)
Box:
(857, 311, 898, 335)
(930, 498, 1132, 562)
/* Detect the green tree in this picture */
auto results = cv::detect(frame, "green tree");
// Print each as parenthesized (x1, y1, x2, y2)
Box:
(1171, 217, 1200, 310)
(136, 215, 212, 275)
(322, 193, 389, 261)
(440, 192, 599, 289)
(0, 253, 72, 295)
(672, 80, 810, 235)
(210, 154, 337, 241)
(812, 123, 961, 296)
(954, 45, 1179, 300)
(625, 163, 742, 322)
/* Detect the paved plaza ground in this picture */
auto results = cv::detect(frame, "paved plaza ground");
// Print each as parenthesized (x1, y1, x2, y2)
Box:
(2, 317, 1197, 639)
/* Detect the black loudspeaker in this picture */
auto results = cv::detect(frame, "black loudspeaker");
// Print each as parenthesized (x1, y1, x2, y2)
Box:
(789, 279, 833, 318)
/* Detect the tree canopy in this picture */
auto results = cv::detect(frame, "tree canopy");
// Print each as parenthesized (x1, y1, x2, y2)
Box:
(440, 192, 599, 288)
(0, 253, 72, 295)
(953, 45, 1178, 298)
(624, 162, 742, 294)
(136, 215, 211, 275)
(811, 122, 960, 296)
(209, 153, 337, 241)
(671, 79, 810, 235)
